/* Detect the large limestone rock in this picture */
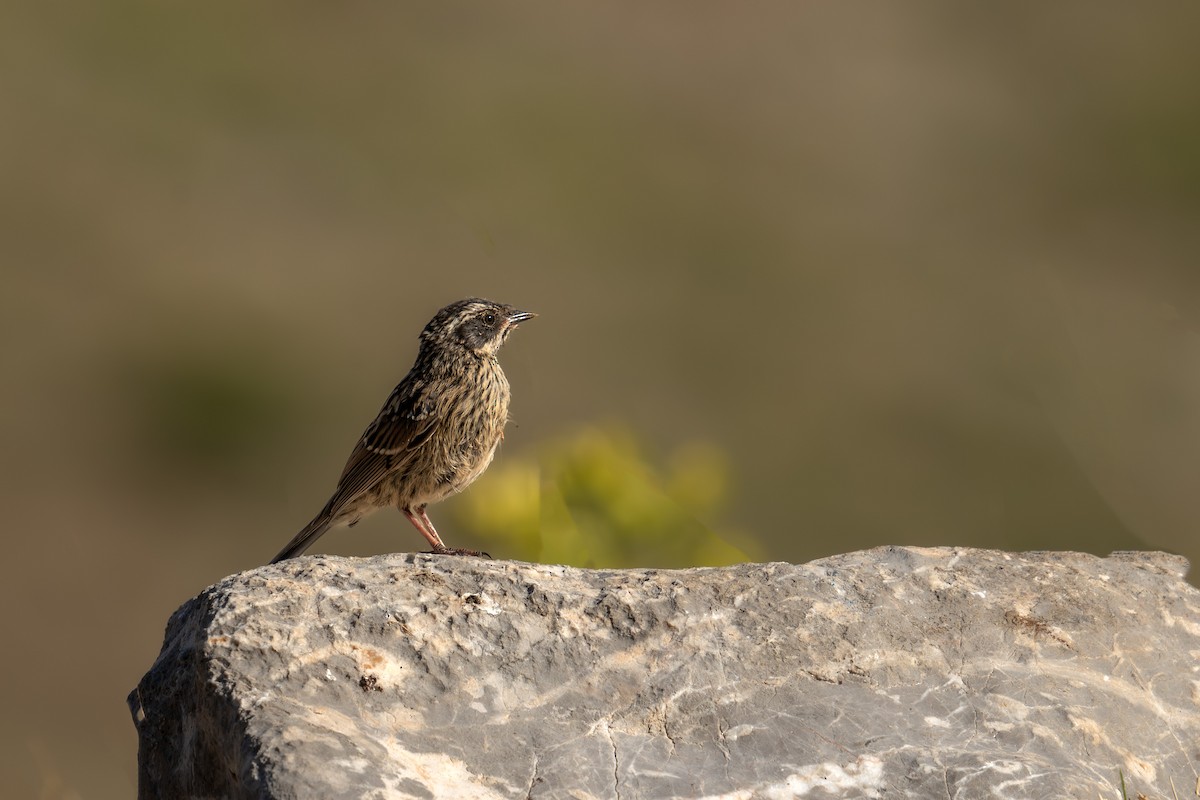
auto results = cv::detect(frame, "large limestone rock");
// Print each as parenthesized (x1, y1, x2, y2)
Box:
(128, 547, 1200, 799)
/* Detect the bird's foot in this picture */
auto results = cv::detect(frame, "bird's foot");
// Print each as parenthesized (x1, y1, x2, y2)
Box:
(425, 545, 492, 558)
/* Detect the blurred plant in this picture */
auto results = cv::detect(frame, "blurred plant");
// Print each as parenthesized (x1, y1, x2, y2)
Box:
(453, 426, 762, 568)
(118, 346, 301, 482)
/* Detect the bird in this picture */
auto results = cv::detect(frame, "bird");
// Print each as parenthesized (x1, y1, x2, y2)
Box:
(270, 298, 535, 563)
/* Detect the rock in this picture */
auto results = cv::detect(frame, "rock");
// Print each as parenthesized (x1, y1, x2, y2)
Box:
(128, 547, 1200, 799)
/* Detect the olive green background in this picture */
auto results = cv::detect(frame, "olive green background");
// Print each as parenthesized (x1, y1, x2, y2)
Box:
(4, 3, 1199, 797)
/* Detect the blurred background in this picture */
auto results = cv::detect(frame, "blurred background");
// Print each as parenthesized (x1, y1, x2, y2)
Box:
(3, 2, 1200, 797)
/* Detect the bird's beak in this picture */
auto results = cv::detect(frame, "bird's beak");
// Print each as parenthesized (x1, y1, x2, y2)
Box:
(507, 310, 537, 325)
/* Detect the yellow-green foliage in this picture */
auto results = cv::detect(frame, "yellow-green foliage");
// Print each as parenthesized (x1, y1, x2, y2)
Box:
(453, 427, 762, 568)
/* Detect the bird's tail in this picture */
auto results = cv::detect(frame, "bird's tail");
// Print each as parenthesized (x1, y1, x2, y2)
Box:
(270, 511, 335, 564)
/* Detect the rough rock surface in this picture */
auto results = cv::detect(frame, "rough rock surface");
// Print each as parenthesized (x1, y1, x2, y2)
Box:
(129, 547, 1200, 799)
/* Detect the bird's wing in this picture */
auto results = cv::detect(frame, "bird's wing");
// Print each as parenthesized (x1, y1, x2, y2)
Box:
(324, 379, 439, 514)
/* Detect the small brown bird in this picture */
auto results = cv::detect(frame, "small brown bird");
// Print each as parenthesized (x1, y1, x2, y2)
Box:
(270, 298, 535, 563)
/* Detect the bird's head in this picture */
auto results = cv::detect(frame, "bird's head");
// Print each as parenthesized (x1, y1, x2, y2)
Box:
(421, 298, 536, 358)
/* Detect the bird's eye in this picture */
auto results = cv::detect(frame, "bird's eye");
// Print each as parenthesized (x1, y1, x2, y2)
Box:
(484, 313, 496, 325)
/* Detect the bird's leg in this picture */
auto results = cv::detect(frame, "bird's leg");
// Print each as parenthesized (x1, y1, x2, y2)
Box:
(402, 506, 445, 549)
(411, 505, 490, 558)
(415, 506, 445, 547)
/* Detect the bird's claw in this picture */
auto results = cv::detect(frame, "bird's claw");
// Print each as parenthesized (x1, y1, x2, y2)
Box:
(426, 545, 492, 559)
